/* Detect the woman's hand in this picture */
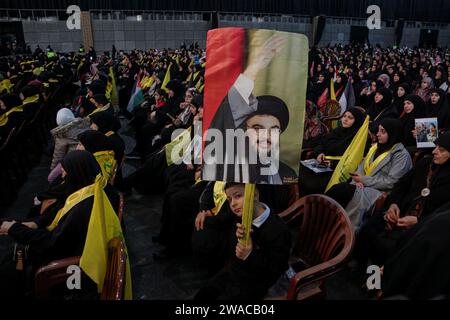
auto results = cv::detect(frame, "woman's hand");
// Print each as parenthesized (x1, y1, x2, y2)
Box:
(355, 182, 365, 189)
(412, 129, 417, 139)
(21, 222, 38, 229)
(0, 221, 17, 235)
(316, 153, 326, 163)
(351, 172, 363, 183)
(384, 203, 401, 231)
(396, 216, 418, 228)
(195, 210, 213, 231)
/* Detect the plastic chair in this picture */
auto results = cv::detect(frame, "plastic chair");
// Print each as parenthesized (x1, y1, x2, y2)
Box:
(35, 237, 127, 300)
(278, 194, 355, 300)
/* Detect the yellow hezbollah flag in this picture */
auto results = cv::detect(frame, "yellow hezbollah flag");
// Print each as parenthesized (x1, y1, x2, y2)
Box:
(140, 75, 154, 89)
(109, 67, 119, 107)
(240, 183, 255, 246)
(0, 79, 13, 93)
(94, 150, 117, 184)
(80, 174, 132, 300)
(165, 127, 192, 166)
(330, 78, 336, 101)
(211, 181, 227, 215)
(325, 115, 370, 192)
(161, 63, 172, 93)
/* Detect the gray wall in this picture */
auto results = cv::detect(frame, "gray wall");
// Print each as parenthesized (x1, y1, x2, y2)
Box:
(92, 20, 209, 52)
(22, 20, 83, 52)
(218, 20, 312, 43)
(369, 27, 396, 47)
(401, 27, 421, 48)
(318, 22, 352, 46)
(437, 28, 450, 47)
(21, 16, 450, 52)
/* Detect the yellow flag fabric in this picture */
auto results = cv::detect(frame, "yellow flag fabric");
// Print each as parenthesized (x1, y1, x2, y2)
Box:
(240, 183, 256, 246)
(165, 127, 192, 166)
(363, 143, 398, 176)
(46, 183, 95, 232)
(211, 181, 227, 215)
(325, 115, 370, 192)
(161, 63, 172, 93)
(0, 79, 13, 93)
(0, 105, 23, 127)
(94, 151, 117, 183)
(22, 94, 40, 106)
(109, 67, 119, 107)
(330, 79, 336, 101)
(195, 78, 203, 91)
(80, 174, 132, 300)
(140, 76, 154, 89)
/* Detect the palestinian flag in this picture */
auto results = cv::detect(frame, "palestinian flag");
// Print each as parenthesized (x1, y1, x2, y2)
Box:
(126, 72, 144, 113)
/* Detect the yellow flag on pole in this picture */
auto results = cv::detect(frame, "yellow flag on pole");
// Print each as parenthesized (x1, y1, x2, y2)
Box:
(79, 174, 132, 300)
(165, 127, 192, 166)
(161, 63, 172, 93)
(325, 116, 370, 192)
(240, 183, 255, 246)
(330, 78, 336, 101)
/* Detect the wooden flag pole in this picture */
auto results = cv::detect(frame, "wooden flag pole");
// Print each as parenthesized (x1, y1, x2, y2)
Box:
(240, 183, 255, 246)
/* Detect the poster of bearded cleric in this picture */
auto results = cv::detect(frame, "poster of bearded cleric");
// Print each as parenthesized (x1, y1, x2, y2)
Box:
(202, 28, 307, 184)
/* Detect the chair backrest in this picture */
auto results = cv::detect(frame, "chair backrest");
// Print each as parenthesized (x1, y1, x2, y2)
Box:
(117, 192, 124, 222)
(35, 237, 127, 300)
(278, 194, 354, 299)
(280, 194, 354, 267)
(100, 237, 127, 300)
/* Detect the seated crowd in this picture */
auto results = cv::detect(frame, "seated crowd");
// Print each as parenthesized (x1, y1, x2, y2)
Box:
(1, 43, 450, 300)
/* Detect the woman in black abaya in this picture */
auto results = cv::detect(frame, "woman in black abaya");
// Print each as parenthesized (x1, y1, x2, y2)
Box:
(382, 201, 450, 299)
(299, 107, 366, 196)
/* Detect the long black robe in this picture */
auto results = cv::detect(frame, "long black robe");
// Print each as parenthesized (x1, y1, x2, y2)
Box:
(194, 213, 291, 300)
(356, 156, 450, 265)
(382, 201, 450, 299)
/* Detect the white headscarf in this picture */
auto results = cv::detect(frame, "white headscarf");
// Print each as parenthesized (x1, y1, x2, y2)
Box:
(56, 108, 75, 126)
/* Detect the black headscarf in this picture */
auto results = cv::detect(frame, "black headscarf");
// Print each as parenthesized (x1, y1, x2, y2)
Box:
(435, 131, 450, 153)
(374, 118, 403, 158)
(62, 150, 100, 195)
(0, 93, 21, 114)
(90, 111, 121, 134)
(314, 107, 366, 156)
(335, 73, 348, 99)
(400, 94, 426, 147)
(166, 79, 185, 99)
(314, 72, 329, 97)
(393, 83, 411, 114)
(367, 87, 393, 120)
(88, 80, 106, 96)
(425, 89, 450, 132)
(20, 85, 40, 99)
(77, 130, 112, 154)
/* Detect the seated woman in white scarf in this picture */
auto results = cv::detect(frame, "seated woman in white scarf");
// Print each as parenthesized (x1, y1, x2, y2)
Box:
(326, 118, 412, 231)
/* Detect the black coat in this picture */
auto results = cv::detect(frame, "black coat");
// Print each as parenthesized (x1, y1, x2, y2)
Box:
(387, 156, 450, 218)
(382, 201, 450, 299)
(0, 111, 24, 143)
(7, 185, 119, 266)
(196, 212, 291, 300)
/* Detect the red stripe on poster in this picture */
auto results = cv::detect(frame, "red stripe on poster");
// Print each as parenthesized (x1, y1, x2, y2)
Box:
(203, 28, 245, 137)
